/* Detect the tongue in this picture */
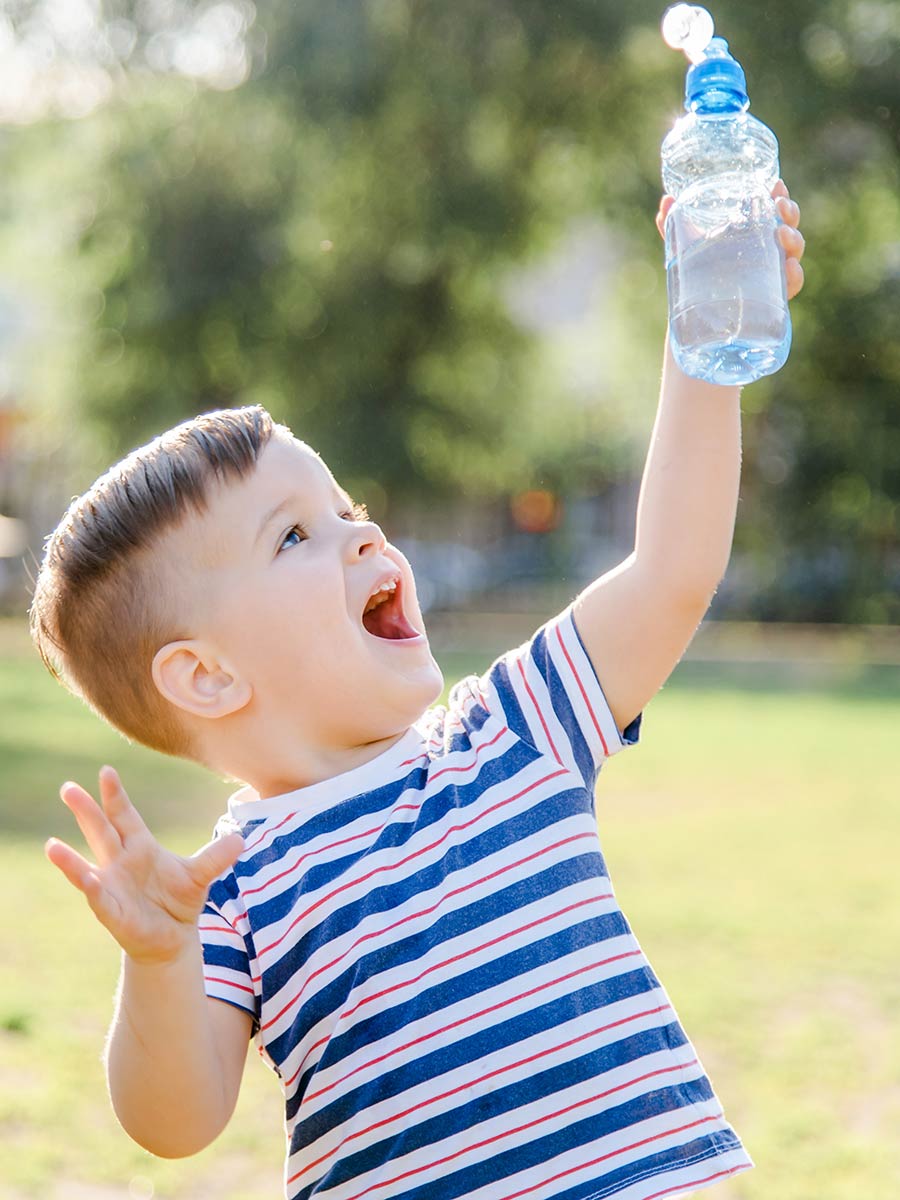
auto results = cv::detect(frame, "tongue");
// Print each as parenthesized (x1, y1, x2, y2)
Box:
(362, 593, 420, 640)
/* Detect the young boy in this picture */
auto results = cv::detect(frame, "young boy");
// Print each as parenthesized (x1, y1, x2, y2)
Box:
(36, 188, 804, 1200)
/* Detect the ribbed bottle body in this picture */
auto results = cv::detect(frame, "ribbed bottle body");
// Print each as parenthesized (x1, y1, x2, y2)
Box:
(662, 111, 791, 385)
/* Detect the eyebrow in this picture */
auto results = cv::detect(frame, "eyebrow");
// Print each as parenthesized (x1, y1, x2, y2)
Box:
(254, 488, 359, 547)
(255, 497, 294, 547)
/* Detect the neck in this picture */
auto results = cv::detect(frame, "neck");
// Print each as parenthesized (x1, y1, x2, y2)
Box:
(196, 710, 414, 801)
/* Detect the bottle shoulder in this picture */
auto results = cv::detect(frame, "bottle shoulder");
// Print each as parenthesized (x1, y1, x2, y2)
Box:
(661, 110, 780, 195)
(662, 109, 777, 149)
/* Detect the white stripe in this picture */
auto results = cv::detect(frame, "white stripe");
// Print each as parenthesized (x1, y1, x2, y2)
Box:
(269, 822, 616, 1073)
(250, 725, 523, 965)
(196, 610, 746, 1200)
(255, 756, 582, 1039)
(301, 1042, 713, 1200)
(552, 612, 626, 764)
(460, 1112, 750, 1200)
(294, 930, 643, 1127)
(287, 997, 686, 1198)
(511, 639, 585, 776)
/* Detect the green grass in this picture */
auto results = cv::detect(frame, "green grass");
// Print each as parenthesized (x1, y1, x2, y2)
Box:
(1, 620, 899, 1198)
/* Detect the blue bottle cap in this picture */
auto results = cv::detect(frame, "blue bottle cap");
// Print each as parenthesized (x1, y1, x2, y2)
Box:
(685, 37, 748, 111)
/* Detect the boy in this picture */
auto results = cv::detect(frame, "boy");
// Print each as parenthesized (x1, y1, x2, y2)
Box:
(36, 188, 804, 1200)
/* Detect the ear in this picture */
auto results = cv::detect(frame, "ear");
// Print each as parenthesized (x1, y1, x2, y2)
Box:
(151, 640, 252, 720)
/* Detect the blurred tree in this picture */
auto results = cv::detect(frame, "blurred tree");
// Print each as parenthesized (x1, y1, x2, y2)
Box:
(2, 0, 899, 619)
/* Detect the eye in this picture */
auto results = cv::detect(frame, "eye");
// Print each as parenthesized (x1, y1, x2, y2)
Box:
(278, 524, 307, 552)
(340, 502, 369, 523)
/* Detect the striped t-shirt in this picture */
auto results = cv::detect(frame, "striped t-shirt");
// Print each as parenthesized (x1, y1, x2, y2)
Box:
(201, 608, 752, 1200)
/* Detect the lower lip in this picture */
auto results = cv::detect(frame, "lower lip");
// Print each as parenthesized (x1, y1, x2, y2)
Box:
(365, 630, 428, 647)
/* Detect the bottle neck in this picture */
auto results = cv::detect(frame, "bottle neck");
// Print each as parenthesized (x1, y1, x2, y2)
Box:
(689, 89, 750, 115)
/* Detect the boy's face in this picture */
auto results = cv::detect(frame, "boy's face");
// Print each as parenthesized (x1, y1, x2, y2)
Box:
(179, 434, 444, 752)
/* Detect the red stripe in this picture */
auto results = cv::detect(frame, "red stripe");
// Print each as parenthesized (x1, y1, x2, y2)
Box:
(243, 823, 381, 899)
(264, 860, 600, 1037)
(501, 1115, 727, 1200)
(399, 751, 428, 767)
(426, 725, 508, 784)
(516, 658, 563, 766)
(344, 1095, 717, 1199)
(351, 1003, 674, 1146)
(337, 890, 605, 1026)
(303, 947, 642, 1100)
(243, 798, 426, 902)
(204, 974, 255, 996)
(278, 888, 609, 1046)
(286, 1012, 676, 1180)
(198, 911, 247, 934)
(555, 623, 610, 758)
(284, 832, 605, 1087)
(643, 1164, 749, 1200)
(244, 808, 299, 854)
(255, 766, 568, 962)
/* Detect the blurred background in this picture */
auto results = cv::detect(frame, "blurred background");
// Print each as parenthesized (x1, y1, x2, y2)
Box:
(0, 2, 898, 1198)
(0, 0, 898, 620)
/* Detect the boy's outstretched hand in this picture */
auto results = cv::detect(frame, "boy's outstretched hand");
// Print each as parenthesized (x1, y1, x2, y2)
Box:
(45, 766, 243, 966)
(656, 178, 806, 300)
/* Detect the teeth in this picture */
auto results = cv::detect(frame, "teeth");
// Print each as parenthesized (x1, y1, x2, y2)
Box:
(364, 579, 398, 615)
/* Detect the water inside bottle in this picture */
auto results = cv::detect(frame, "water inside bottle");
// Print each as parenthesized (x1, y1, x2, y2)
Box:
(667, 221, 791, 385)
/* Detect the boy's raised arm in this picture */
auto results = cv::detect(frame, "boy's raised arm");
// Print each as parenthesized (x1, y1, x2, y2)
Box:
(573, 183, 805, 734)
(46, 766, 252, 1157)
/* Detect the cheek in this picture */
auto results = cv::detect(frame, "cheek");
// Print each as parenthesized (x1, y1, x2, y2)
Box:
(226, 573, 350, 665)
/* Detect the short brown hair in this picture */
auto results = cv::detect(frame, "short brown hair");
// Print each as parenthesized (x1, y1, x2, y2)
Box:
(30, 406, 275, 759)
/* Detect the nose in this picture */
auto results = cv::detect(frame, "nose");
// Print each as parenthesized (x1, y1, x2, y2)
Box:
(345, 520, 386, 561)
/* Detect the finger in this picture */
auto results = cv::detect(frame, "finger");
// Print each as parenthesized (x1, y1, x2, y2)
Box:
(778, 223, 805, 261)
(45, 838, 124, 931)
(785, 257, 805, 301)
(656, 195, 675, 240)
(776, 195, 801, 229)
(98, 766, 149, 844)
(45, 836, 100, 894)
(186, 831, 245, 890)
(60, 780, 123, 865)
(772, 178, 790, 202)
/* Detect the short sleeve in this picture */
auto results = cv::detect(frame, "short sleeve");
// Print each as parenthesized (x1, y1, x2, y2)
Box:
(477, 605, 640, 789)
(198, 895, 259, 1026)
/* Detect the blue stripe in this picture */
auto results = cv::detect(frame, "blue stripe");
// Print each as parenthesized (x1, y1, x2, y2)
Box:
(270, 835, 614, 1070)
(244, 738, 547, 956)
(289, 964, 667, 1150)
(293, 1037, 706, 1200)
(232, 775, 425, 884)
(483, 656, 533, 747)
(280, 860, 625, 1113)
(258, 777, 594, 1018)
(288, 900, 632, 1107)
(529, 626, 597, 787)
(546, 1129, 743, 1200)
(199, 612, 746, 1200)
(200, 899, 258, 975)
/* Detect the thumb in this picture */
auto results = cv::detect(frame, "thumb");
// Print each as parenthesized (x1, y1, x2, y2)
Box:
(187, 831, 245, 889)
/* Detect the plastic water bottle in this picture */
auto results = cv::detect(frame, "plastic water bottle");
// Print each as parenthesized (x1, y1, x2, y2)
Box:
(661, 6, 791, 385)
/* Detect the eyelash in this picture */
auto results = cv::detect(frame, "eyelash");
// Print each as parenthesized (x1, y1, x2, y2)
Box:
(278, 503, 370, 552)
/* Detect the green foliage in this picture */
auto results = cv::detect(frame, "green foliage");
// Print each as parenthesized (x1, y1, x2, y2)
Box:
(4, 0, 899, 616)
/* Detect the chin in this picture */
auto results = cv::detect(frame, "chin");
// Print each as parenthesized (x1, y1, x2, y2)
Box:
(403, 661, 444, 715)
(398, 657, 444, 722)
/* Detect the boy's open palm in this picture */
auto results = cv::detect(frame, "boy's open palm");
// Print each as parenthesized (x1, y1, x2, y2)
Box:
(45, 766, 244, 965)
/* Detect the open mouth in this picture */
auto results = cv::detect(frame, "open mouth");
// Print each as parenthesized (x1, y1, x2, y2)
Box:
(362, 577, 421, 641)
